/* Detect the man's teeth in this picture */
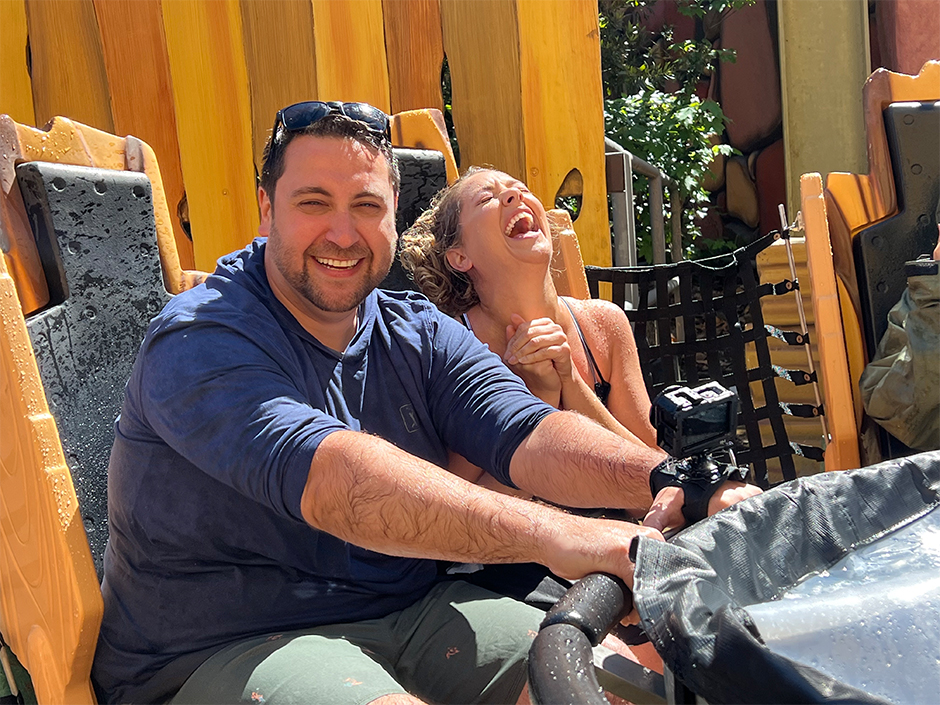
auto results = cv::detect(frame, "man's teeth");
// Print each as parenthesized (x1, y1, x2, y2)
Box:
(316, 257, 360, 269)
(504, 212, 534, 237)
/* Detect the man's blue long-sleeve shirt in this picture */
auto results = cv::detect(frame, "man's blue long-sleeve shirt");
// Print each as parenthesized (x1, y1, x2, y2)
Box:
(93, 239, 556, 703)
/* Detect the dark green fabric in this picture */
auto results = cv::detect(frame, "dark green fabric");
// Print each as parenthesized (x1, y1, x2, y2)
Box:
(170, 581, 542, 705)
(0, 645, 36, 704)
(860, 265, 940, 450)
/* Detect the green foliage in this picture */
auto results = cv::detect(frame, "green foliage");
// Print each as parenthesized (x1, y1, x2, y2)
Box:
(440, 55, 460, 167)
(599, 0, 753, 260)
(606, 87, 734, 261)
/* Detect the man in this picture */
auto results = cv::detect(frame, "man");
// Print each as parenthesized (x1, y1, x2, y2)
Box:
(93, 102, 755, 705)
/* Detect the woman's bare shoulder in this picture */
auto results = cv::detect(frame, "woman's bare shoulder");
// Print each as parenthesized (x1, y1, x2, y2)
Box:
(564, 297, 631, 338)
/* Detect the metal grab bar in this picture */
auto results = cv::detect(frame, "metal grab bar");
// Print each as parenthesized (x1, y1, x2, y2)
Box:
(605, 137, 683, 269)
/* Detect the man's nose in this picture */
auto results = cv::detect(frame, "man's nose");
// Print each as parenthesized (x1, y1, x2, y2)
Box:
(325, 210, 360, 249)
(499, 188, 521, 206)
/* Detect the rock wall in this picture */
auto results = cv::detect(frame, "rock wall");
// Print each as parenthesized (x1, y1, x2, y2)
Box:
(645, 0, 938, 251)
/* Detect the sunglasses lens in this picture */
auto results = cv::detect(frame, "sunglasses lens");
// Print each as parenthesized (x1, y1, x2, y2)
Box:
(280, 102, 332, 131)
(341, 103, 389, 135)
(276, 101, 389, 141)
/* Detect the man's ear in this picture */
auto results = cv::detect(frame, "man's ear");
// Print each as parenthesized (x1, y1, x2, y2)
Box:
(445, 247, 472, 273)
(258, 186, 272, 237)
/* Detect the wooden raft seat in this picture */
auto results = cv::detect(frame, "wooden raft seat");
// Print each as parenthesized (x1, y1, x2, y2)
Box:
(800, 60, 940, 470)
(0, 112, 455, 704)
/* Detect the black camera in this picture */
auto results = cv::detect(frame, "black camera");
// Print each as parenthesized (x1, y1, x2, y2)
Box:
(649, 382, 747, 524)
(651, 381, 739, 459)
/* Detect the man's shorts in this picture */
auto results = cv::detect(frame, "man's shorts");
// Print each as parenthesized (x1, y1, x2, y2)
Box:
(170, 580, 544, 705)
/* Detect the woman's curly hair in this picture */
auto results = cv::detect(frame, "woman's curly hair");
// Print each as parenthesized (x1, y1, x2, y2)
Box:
(400, 167, 493, 317)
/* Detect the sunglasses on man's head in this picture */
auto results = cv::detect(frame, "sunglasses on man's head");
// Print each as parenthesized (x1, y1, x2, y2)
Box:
(273, 101, 391, 143)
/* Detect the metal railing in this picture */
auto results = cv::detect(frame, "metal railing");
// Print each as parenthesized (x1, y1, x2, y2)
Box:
(605, 136, 684, 267)
(604, 136, 684, 310)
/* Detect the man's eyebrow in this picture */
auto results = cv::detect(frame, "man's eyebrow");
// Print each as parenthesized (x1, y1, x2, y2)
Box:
(288, 186, 386, 200)
(353, 189, 385, 200)
(289, 186, 331, 199)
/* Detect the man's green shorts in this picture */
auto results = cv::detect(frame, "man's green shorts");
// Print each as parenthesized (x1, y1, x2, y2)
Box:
(170, 580, 544, 705)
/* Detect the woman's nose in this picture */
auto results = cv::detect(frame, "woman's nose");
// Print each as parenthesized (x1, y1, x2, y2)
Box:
(499, 188, 520, 206)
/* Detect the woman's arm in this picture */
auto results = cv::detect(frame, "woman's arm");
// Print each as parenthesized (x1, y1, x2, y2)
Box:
(574, 299, 657, 447)
(559, 372, 649, 445)
(447, 450, 530, 497)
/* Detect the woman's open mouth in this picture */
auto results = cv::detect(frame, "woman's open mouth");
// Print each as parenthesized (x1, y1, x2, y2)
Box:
(504, 212, 540, 239)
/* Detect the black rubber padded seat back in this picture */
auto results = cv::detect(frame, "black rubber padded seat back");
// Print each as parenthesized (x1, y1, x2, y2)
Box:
(17, 162, 172, 579)
(586, 232, 824, 489)
(855, 101, 939, 355)
(381, 147, 448, 292)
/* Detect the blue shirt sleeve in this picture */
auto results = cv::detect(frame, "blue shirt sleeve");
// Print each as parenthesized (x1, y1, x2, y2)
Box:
(129, 318, 346, 523)
(422, 308, 558, 487)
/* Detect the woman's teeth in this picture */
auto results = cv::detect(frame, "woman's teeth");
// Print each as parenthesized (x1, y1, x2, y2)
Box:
(504, 212, 535, 237)
(316, 257, 360, 269)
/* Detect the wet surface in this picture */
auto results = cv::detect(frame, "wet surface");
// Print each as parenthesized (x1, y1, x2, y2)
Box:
(18, 162, 172, 578)
(746, 505, 940, 705)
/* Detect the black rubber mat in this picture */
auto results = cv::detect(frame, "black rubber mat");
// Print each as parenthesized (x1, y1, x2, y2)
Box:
(855, 101, 939, 355)
(18, 162, 171, 578)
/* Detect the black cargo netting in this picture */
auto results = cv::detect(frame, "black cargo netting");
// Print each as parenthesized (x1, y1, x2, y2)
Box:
(586, 232, 824, 488)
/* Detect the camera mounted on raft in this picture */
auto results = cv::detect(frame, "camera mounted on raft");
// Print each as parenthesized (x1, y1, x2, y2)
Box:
(649, 381, 748, 524)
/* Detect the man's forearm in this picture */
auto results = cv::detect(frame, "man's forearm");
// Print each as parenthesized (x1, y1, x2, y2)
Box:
(301, 428, 662, 587)
(509, 411, 666, 511)
(302, 430, 563, 565)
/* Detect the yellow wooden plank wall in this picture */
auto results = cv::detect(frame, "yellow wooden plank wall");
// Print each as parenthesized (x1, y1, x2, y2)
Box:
(240, 0, 318, 172)
(2, 0, 611, 275)
(311, 0, 391, 111)
(162, 0, 259, 270)
(24, 0, 113, 133)
(94, 0, 194, 270)
(517, 0, 609, 266)
(440, 0, 609, 266)
(0, 0, 35, 126)
(383, 0, 445, 114)
(440, 0, 526, 179)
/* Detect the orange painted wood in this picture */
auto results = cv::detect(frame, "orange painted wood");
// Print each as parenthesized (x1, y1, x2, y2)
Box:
(390, 108, 458, 183)
(24, 0, 113, 133)
(93, 0, 193, 270)
(804, 61, 940, 466)
(441, 0, 609, 266)
(310, 0, 391, 111)
(548, 209, 590, 300)
(516, 0, 609, 267)
(0, 120, 48, 314)
(0, 252, 102, 705)
(825, 61, 940, 321)
(240, 0, 318, 171)
(383, 0, 445, 115)
(0, 0, 35, 126)
(162, 0, 259, 269)
(440, 0, 526, 179)
(801, 173, 861, 472)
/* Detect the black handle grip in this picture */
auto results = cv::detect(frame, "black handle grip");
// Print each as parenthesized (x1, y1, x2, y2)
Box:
(529, 573, 633, 705)
(540, 573, 633, 646)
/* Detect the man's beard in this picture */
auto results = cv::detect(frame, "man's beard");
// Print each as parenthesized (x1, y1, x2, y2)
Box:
(268, 223, 393, 313)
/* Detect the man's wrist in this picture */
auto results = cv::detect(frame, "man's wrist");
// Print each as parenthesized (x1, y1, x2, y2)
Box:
(649, 456, 748, 525)
(535, 509, 582, 575)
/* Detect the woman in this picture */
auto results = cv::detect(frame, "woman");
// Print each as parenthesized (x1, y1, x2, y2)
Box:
(401, 167, 658, 493)
(401, 169, 759, 669)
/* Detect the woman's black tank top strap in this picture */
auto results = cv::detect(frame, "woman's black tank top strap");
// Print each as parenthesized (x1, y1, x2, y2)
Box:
(560, 298, 611, 406)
